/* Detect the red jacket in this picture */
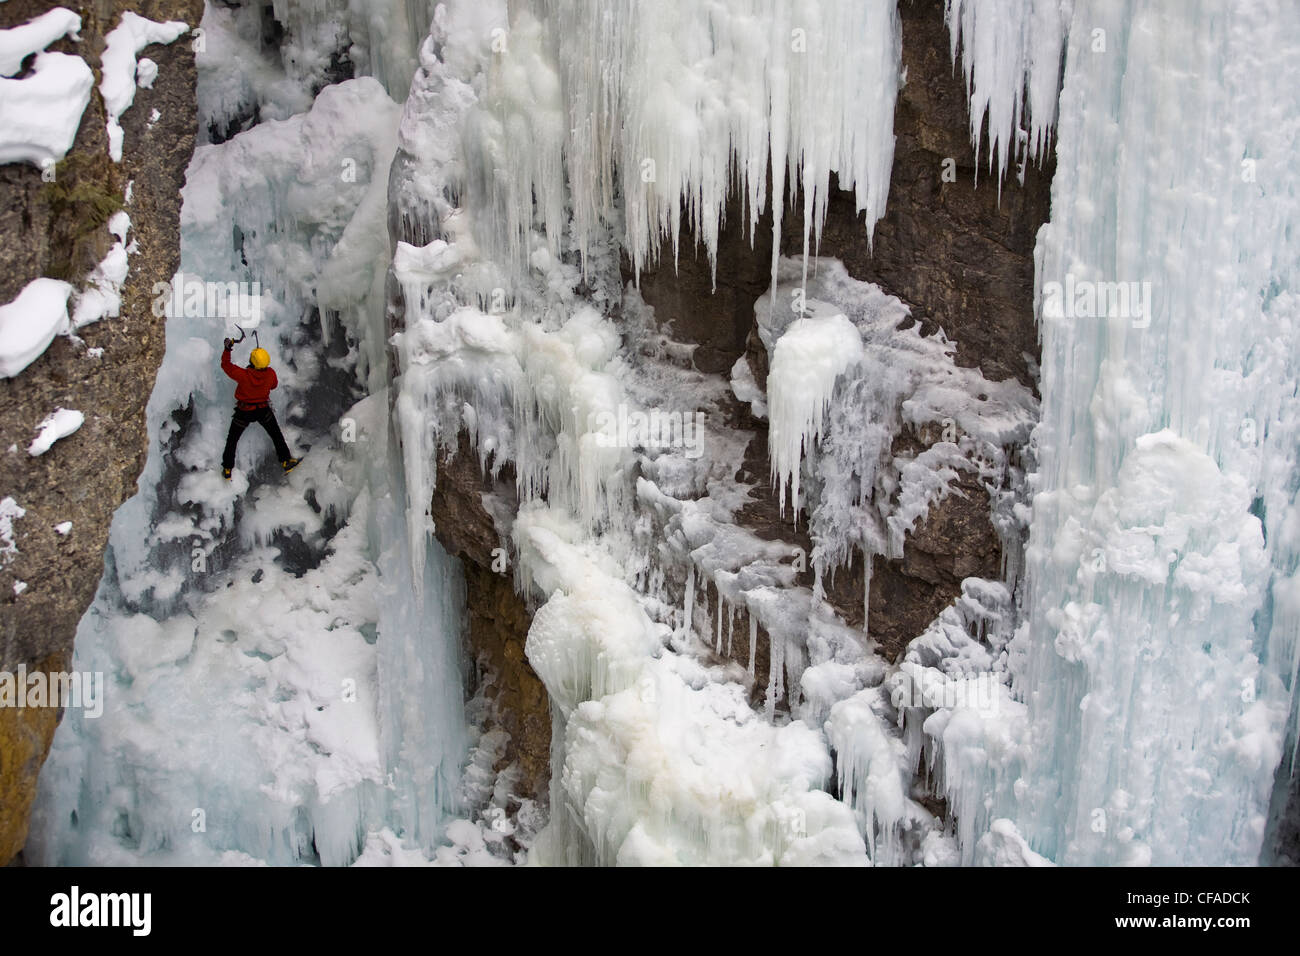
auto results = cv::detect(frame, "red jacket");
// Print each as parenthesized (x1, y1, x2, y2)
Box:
(222, 348, 278, 408)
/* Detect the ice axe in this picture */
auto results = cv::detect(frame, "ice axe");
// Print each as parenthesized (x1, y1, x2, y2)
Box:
(223, 326, 261, 352)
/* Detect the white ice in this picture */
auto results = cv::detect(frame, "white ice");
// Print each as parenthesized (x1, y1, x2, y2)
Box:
(466, 0, 901, 289)
(920, 0, 1300, 866)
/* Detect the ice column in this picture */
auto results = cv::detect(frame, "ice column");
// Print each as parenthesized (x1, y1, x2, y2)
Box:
(980, 0, 1300, 865)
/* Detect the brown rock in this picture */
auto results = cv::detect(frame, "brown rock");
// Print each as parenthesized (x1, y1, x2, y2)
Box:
(0, 649, 71, 865)
(430, 431, 551, 803)
(783, 0, 1053, 389)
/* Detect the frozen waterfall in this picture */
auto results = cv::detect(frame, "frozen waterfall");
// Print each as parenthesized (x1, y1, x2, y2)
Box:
(22, 0, 1300, 868)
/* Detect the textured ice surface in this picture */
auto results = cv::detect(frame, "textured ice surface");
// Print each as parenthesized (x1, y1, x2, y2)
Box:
(465, 0, 901, 286)
(756, 258, 1036, 601)
(767, 305, 864, 516)
(388, 0, 1042, 865)
(944, 0, 1068, 184)
(918, 0, 1300, 866)
(196, 0, 436, 142)
(29, 53, 471, 864)
(31, 0, 1300, 868)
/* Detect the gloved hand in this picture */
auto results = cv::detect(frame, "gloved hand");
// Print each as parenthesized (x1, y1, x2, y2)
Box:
(223, 338, 234, 351)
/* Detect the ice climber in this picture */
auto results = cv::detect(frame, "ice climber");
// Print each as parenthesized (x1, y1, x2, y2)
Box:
(219, 337, 300, 480)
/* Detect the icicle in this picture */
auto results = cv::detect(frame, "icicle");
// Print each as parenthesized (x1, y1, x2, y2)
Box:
(766, 0, 790, 303)
(748, 612, 758, 677)
(766, 308, 864, 515)
(476, 0, 903, 291)
(931, 0, 1300, 866)
(683, 561, 695, 637)
(765, 632, 786, 722)
(944, 0, 1067, 188)
(715, 588, 724, 654)
(862, 547, 872, 639)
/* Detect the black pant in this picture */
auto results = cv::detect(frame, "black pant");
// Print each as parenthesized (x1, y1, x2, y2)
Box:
(223, 405, 291, 469)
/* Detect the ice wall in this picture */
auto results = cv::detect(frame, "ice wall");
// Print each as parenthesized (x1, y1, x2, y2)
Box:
(28, 2, 477, 865)
(922, 0, 1300, 865)
(269, 0, 438, 100)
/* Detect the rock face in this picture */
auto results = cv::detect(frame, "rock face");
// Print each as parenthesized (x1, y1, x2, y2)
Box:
(805, 0, 1053, 392)
(633, 0, 1050, 663)
(0, 0, 203, 865)
(428, 433, 551, 803)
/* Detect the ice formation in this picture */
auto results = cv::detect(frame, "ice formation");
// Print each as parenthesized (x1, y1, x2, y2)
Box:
(28, 9, 477, 866)
(196, 0, 438, 142)
(384, 0, 1040, 865)
(903, 0, 1300, 866)
(944, 0, 1068, 183)
(766, 304, 864, 516)
(392, 0, 1299, 867)
(467, 0, 901, 285)
(756, 259, 1036, 617)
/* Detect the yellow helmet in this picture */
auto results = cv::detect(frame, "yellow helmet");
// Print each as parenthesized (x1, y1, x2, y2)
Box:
(250, 348, 271, 369)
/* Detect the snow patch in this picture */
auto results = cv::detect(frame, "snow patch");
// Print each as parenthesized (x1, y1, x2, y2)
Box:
(0, 277, 73, 378)
(28, 408, 84, 456)
(101, 12, 188, 161)
(0, 7, 81, 77)
(0, 496, 24, 565)
(0, 50, 93, 166)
